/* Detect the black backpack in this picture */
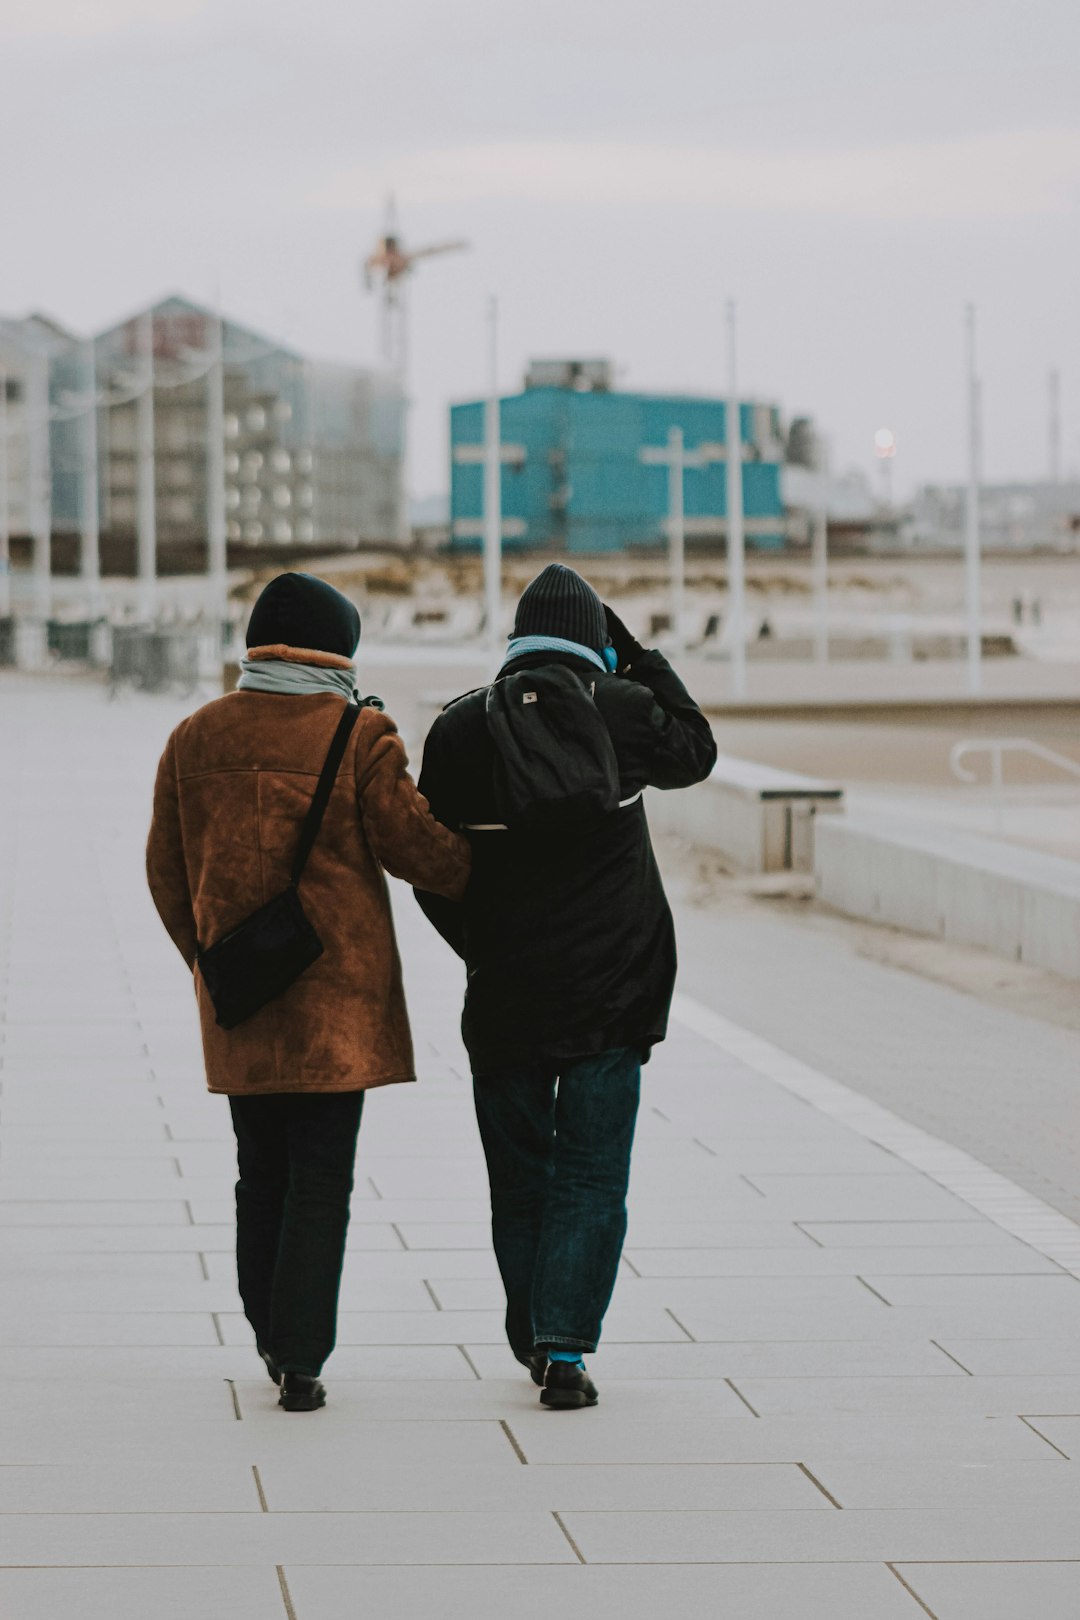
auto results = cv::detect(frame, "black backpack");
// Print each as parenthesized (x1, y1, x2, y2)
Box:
(484, 665, 620, 834)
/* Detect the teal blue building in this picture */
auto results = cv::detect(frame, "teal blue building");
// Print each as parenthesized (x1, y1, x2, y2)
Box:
(450, 383, 787, 554)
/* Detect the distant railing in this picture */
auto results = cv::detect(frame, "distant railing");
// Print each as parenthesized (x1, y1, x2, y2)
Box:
(949, 737, 1080, 833)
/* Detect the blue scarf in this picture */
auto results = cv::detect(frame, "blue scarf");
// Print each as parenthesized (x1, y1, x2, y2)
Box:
(237, 656, 357, 699)
(501, 634, 606, 673)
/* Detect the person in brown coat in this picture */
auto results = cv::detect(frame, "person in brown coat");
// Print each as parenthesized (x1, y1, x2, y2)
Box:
(146, 572, 469, 1410)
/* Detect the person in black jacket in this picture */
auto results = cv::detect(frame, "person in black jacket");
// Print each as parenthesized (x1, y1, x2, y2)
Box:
(415, 563, 717, 1408)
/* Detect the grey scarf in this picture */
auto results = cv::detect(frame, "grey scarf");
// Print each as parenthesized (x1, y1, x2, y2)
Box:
(237, 656, 357, 700)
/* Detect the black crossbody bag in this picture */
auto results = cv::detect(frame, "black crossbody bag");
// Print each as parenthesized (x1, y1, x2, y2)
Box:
(197, 700, 363, 1030)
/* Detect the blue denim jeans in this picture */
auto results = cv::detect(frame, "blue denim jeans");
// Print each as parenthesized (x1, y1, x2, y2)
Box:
(473, 1047, 641, 1356)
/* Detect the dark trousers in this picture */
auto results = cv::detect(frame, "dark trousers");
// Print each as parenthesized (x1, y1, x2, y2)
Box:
(229, 1091, 364, 1376)
(473, 1047, 641, 1357)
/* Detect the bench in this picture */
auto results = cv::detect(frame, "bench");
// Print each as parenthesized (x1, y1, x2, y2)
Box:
(647, 754, 844, 873)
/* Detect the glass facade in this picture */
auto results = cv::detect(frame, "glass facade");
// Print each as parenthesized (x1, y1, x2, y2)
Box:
(450, 386, 787, 554)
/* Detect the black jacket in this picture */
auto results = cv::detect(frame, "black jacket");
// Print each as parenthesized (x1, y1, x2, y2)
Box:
(415, 648, 717, 1073)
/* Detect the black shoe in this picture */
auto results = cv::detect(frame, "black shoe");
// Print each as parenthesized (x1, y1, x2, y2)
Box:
(258, 1347, 281, 1386)
(526, 1352, 548, 1387)
(540, 1359, 598, 1410)
(513, 1350, 548, 1386)
(278, 1371, 326, 1412)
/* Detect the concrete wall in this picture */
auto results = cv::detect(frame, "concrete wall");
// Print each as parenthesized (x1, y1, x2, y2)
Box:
(815, 811, 1080, 980)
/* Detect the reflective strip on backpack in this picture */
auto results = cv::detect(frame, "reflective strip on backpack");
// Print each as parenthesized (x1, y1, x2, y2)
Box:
(463, 790, 642, 831)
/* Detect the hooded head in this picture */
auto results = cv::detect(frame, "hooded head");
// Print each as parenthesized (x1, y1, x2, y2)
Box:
(245, 573, 361, 662)
(511, 564, 607, 653)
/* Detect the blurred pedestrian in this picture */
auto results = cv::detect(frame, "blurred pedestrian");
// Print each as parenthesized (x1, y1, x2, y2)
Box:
(147, 573, 469, 1410)
(415, 564, 716, 1407)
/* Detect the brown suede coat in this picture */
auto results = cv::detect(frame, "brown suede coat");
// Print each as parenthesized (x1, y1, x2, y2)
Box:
(146, 652, 469, 1096)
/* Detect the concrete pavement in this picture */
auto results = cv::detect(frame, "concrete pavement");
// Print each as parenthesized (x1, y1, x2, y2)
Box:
(1, 677, 1078, 1618)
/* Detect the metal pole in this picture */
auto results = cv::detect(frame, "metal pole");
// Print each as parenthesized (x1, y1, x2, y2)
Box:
(0, 366, 9, 619)
(667, 425, 685, 656)
(1048, 367, 1061, 484)
(79, 339, 101, 615)
(205, 314, 228, 634)
(725, 299, 746, 698)
(964, 302, 981, 695)
(483, 296, 502, 660)
(136, 309, 157, 622)
(812, 435, 829, 664)
(28, 348, 52, 623)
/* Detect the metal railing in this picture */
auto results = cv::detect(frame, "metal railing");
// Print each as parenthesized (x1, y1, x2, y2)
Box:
(949, 737, 1080, 833)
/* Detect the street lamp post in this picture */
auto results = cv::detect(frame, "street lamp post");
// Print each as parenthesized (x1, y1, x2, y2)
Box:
(964, 303, 982, 695)
(725, 300, 746, 700)
(79, 338, 101, 618)
(0, 367, 9, 620)
(136, 309, 157, 622)
(205, 314, 228, 637)
(812, 435, 829, 664)
(483, 296, 502, 661)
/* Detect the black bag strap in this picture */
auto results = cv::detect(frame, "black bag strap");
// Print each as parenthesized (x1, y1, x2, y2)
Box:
(289, 700, 363, 887)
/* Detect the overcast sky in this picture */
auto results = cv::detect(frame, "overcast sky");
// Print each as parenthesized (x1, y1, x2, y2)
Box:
(3, 0, 1078, 498)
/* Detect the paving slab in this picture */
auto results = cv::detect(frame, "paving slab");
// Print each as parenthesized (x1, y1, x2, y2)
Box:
(0, 1567, 286, 1620)
(0, 1509, 575, 1567)
(293, 1562, 926, 1619)
(894, 1561, 1080, 1620)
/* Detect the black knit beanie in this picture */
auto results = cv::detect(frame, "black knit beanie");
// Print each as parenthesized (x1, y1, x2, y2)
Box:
(245, 573, 361, 658)
(512, 564, 607, 651)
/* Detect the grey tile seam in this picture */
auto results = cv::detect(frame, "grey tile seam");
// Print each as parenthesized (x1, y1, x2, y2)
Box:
(886, 1563, 941, 1618)
(276, 1565, 298, 1620)
(456, 1345, 483, 1380)
(795, 1461, 843, 1509)
(724, 1377, 760, 1416)
(929, 1340, 973, 1374)
(1019, 1416, 1071, 1459)
(664, 1307, 696, 1342)
(422, 1279, 443, 1311)
(551, 1510, 586, 1563)
(252, 1465, 269, 1513)
(856, 1276, 894, 1306)
(225, 1379, 242, 1420)
(498, 1418, 528, 1465)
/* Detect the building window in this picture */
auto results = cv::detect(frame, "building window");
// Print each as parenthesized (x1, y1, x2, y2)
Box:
(273, 520, 292, 542)
(296, 519, 314, 542)
(224, 413, 240, 439)
(243, 521, 264, 541)
(272, 485, 291, 509)
(225, 452, 240, 475)
(225, 486, 241, 510)
(4, 378, 22, 403)
(272, 449, 291, 473)
(246, 406, 267, 432)
(295, 449, 313, 474)
(297, 485, 313, 508)
(227, 520, 242, 540)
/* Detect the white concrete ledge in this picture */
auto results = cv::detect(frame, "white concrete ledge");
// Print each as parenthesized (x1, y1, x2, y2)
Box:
(815, 810, 1080, 980)
(648, 755, 843, 873)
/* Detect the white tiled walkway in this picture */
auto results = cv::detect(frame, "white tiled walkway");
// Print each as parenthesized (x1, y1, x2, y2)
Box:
(1, 680, 1078, 1619)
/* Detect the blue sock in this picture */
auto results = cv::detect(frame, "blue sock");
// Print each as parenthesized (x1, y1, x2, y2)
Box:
(548, 1348, 585, 1366)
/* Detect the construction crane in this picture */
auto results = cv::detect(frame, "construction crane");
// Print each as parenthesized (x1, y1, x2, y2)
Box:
(362, 196, 469, 373)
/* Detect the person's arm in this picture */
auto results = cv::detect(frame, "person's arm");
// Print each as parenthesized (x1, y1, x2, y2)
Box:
(356, 710, 470, 899)
(412, 713, 468, 957)
(605, 605, 718, 790)
(146, 733, 198, 968)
